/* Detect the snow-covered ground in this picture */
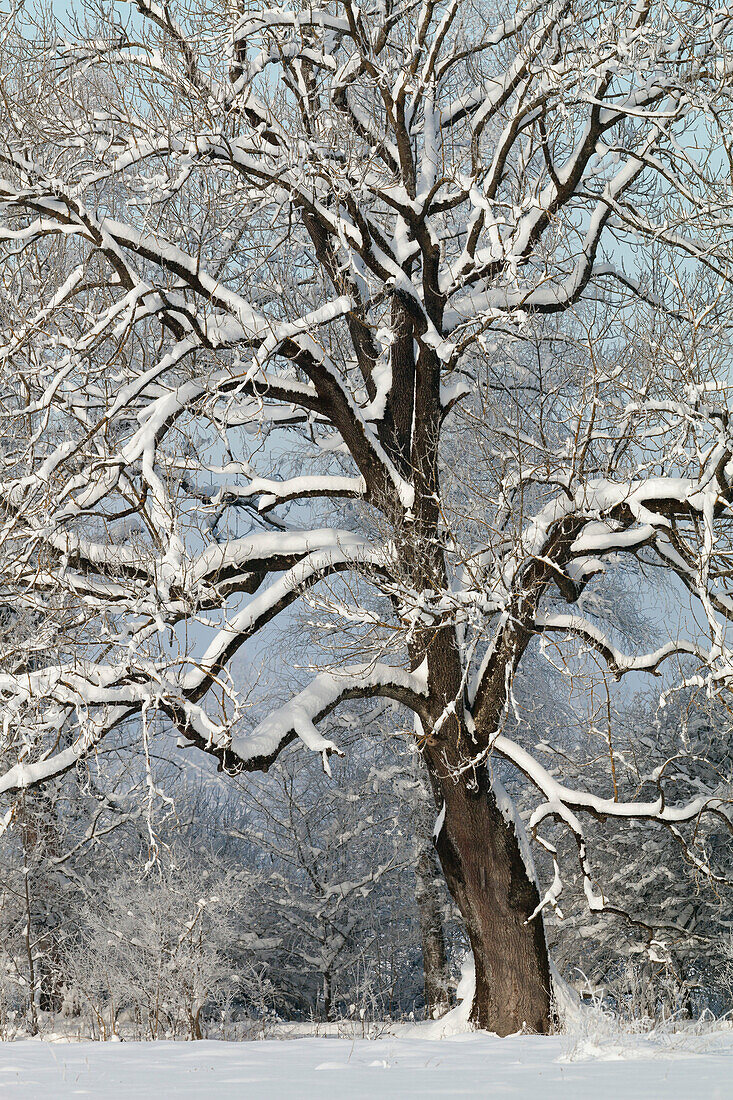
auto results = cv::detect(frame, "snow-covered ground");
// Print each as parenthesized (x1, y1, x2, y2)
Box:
(1, 1026, 732, 1099)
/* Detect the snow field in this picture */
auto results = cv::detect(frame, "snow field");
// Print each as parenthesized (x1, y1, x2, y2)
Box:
(0, 1028, 732, 1099)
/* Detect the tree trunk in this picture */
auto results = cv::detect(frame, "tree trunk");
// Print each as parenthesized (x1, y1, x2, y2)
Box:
(431, 765, 552, 1035)
(322, 969, 333, 1022)
(412, 763, 452, 1018)
(404, 352, 552, 1034)
(414, 842, 452, 1018)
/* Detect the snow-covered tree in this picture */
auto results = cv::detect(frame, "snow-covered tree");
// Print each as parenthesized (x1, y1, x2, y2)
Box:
(2, 0, 733, 1033)
(544, 685, 733, 1018)
(226, 744, 420, 1022)
(65, 854, 256, 1041)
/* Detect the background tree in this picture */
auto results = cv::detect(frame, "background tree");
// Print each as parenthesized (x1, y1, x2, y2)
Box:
(225, 734, 421, 1022)
(543, 685, 733, 1020)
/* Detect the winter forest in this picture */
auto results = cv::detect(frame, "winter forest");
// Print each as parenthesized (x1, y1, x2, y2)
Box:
(1, 0, 733, 1094)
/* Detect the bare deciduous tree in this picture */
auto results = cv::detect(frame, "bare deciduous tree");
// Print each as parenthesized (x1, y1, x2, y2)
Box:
(2, 0, 733, 1033)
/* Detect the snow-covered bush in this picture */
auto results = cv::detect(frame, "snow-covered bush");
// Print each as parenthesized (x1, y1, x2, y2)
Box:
(63, 858, 252, 1040)
(217, 726, 458, 1022)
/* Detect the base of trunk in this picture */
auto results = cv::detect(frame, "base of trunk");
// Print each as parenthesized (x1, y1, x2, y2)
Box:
(433, 767, 552, 1036)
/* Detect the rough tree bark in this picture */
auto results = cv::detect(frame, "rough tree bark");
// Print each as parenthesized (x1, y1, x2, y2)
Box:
(432, 768, 552, 1034)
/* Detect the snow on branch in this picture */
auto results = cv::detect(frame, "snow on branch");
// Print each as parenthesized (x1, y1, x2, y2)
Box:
(534, 614, 708, 679)
(227, 662, 429, 774)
